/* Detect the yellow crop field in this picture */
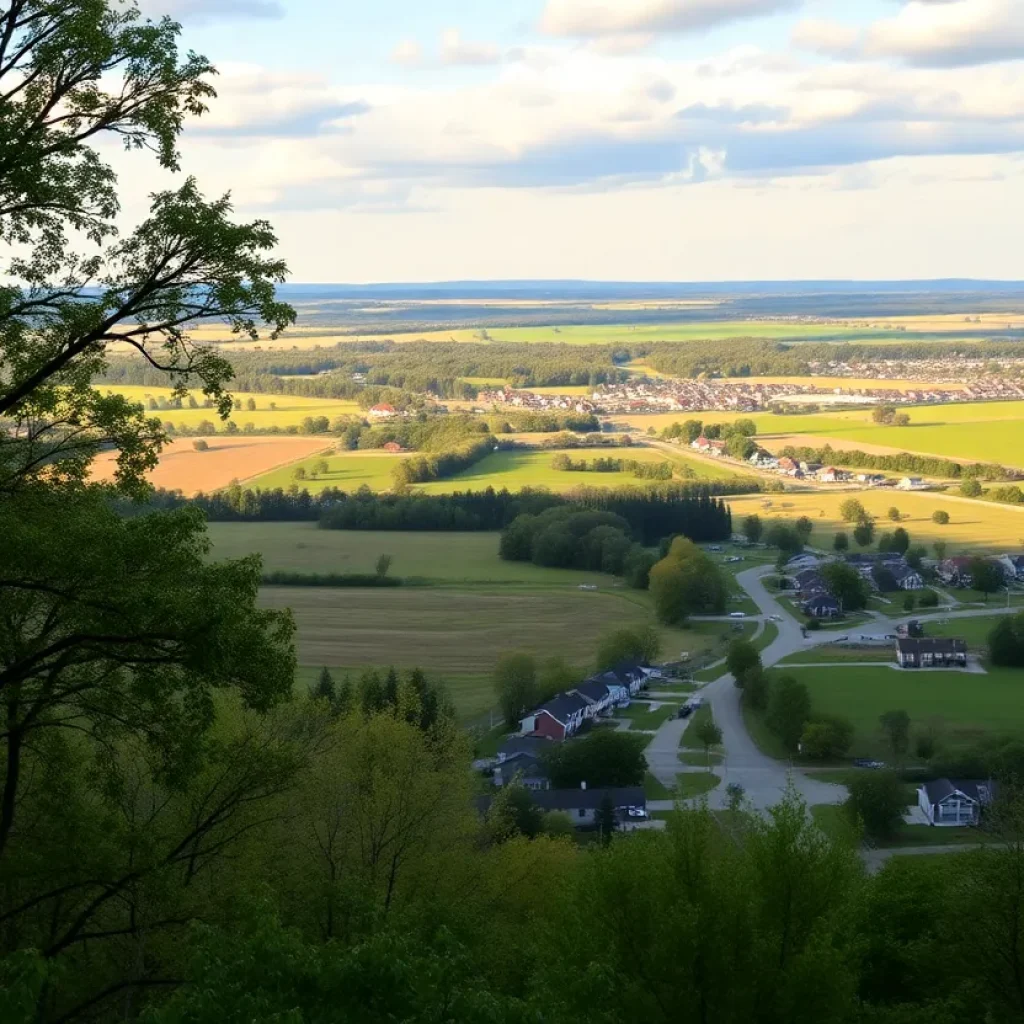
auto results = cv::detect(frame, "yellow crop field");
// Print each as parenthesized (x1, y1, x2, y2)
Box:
(95, 384, 361, 430)
(726, 490, 1024, 553)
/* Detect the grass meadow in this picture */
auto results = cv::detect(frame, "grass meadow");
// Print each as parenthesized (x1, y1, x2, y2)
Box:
(261, 584, 741, 720)
(607, 401, 1024, 470)
(725, 490, 1024, 552)
(785, 664, 1024, 757)
(96, 384, 361, 430)
(243, 451, 404, 494)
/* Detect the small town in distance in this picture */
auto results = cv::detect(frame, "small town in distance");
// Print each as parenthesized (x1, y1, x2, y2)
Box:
(6, 0, 1024, 1020)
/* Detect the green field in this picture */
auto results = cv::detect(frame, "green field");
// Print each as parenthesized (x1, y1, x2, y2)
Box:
(787, 664, 1024, 756)
(362, 322, 920, 346)
(727, 490, 1024, 553)
(416, 446, 743, 495)
(261, 585, 736, 720)
(244, 451, 403, 493)
(96, 384, 361, 431)
(207, 522, 614, 584)
(612, 401, 1024, 471)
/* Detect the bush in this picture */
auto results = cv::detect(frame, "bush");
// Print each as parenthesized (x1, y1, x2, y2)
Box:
(918, 589, 940, 608)
(192, 439, 209, 452)
(931, 510, 950, 525)
(800, 716, 854, 760)
(846, 770, 906, 841)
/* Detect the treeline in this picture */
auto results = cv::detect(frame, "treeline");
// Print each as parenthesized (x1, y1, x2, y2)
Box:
(485, 410, 600, 433)
(261, 571, 404, 587)
(126, 482, 750, 541)
(551, 454, 675, 480)
(392, 435, 496, 486)
(775, 443, 1015, 481)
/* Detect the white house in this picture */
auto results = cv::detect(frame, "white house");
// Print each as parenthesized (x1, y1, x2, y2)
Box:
(570, 680, 613, 719)
(897, 477, 927, 491)
(917, 778, 995, 827)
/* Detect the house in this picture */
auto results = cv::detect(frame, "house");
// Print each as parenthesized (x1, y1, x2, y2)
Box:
(382, 441, 405, 453)
(777, 456, 798, 475)
(492, 752, 549, 790)
(571, 680, 613, 718)
(891, 565, 925, 591)
(995, 554, 1024, 582)
(799, 461, 823, 475)
(597, 661, 648, 696)
(368, 403, 397, 420)
(474, 785, 648, 831)
(793, 568, 828, 599)
(803, 593, 841, 619)
(856, 473, 886, 485)
(818, 466, 844, 483)
(497, 736, 552, 763)
(519, 693, 589, 740)
(918, 778, 996, 827)
(897, 476, 927, 490)
(938, 557, 974, 588)
(895, 637, 968, 668)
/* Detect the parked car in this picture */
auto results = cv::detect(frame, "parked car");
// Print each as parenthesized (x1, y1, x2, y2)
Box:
(834, 635, 849, 642)
(853, 758, 886, 769)
(729, 611, 746, 619)
(769, 614, 782, 622)
(677, 706, 693, 719)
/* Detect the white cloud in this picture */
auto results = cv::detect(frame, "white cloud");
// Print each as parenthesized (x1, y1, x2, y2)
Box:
(791, 19, 861, 58)
(540, 0, 802, 38)
(440, 29, 502, 66)
(390, 39, 423, 67)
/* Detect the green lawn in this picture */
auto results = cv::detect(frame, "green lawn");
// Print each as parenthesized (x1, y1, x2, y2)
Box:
(778, 645, 895, 666)
(811, 802, 987, 849)
(680, 704, 721, 751)
(679, 750, 723, 767)
(741, 704, 792, 760)
(754, 621, 779, 653)
(925, 614, 1014, 649)
(616, 702, 680, 731)
(416, 447, 744, 495)
(676, 772, 721, 800)
(791, 664, 1024, 757)
(644, 773, 674, 800)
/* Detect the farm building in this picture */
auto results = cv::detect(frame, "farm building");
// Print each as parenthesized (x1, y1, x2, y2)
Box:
(895, 637, 967, 669)
(368, 403, 398, 420)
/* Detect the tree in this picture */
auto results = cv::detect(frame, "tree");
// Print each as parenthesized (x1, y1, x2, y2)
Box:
(596, 626, 660, 671)
(969, 557, 1005, 600)
(193, 438, 210, 451)
(246, 397, 257, 411)
(743, 665, 771, 712)
(833, 531, 849, 553)
(873, 565, 898, 593)
(800, 716, 854, 760)
(794, 516, 814, 541)
(682, 419, 704, 443)
(893, 412, 911, 427)
(313, 458, 330, 476)
(891, 527, 910, 555)
(846, 771, 906, 840)
(820, 562, 870, 611)
(768, 676, 812, 752)
(887, 506, 902, 522)
(743, 514, 764, 544)
(853, 520, 876, 548)
(694, 715, 723, 768)
(840, 498, 868, 523)
(726, 432, 756, 461)
(873, 405, 897, 425)
(376, 553, 393, 578)
(879, 710, 911, 761)
(488, 782, 543, 842)
(918, 589, 940, 608)
(933, 539, 948, 561)
(293, 466, 307, 481)
(311, 666, 336, 702)
(726, 638, 762, 687)
(543, 731, 647, 789)
(902, 593, 915, 612)
(649, 540, 727, 626)
(596, 793, 618, 845)
(989, 612, 1024, 668)
(960, 479, 983, 498)
(931, 510, 950, 525)
(493, 653, 537, 729)
(765, 522, 803, 559)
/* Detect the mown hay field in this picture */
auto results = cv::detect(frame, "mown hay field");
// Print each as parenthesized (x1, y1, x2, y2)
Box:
(95, 384, 360, 430)
(259, 585, 740, 719)
(90, 435, 332, 495)
(726, 490, 1024, 552)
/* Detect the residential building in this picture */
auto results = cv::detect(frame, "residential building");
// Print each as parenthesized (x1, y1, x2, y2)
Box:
(937, 557, 975, 588)
(368, 403, 397, 419)
(897, 476, 928, 490)
(803, 593, 841, 619)
(918, 778, 996, 827)
(571, 680, 613, 719)
(497, 736, 552, 763)
(492, 752, 549, 790)
(532, 786, 648, 829)
(895, 637, 968, 668)
(818, 466, 844, 483)
(519, 693, 588, 740)
(891, 565, 924, 591)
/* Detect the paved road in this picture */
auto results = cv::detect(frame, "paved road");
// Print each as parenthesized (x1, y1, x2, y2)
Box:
(644, 564, 1023, 812)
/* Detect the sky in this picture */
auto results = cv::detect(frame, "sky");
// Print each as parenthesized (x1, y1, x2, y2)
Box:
(121, 0, 1024, 282)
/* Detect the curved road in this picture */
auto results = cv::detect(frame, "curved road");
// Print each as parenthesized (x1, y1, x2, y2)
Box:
(646, 563, 1021, 811)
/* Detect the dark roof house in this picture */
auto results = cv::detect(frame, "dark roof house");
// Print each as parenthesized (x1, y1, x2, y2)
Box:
(895, 637, 967, 668)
